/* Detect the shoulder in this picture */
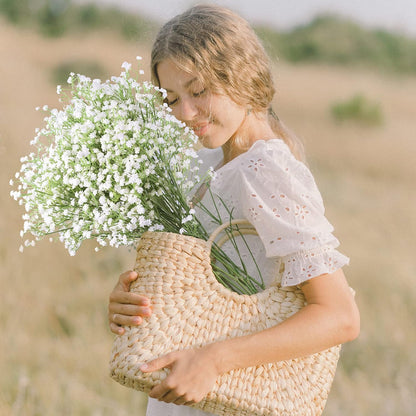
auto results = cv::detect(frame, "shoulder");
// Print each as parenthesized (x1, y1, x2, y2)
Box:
(222, 139, 328, 227)
(232, 139, 319, 200)
(226, 139, 308, 179)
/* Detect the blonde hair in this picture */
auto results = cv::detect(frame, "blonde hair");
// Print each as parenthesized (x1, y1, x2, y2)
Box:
(151, 4, 305, 162)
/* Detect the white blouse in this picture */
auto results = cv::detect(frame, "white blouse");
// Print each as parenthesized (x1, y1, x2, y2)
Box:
(146, 138, 349, 416)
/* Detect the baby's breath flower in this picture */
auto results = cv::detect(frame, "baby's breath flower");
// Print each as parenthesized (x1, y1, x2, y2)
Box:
(10, 60, 263, 294)
(10, 60, 202, 255)
(121, 62, 131, 71)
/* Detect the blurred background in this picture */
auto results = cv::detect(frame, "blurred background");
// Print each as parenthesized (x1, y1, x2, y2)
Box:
(1, 0, 415, 414)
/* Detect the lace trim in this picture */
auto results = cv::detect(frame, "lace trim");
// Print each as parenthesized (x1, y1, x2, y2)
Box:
(281, 245, 349, 287)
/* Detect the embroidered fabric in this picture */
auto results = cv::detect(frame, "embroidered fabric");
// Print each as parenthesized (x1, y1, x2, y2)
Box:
(146, 139, 349, 416)
(196, 139, 349, 287)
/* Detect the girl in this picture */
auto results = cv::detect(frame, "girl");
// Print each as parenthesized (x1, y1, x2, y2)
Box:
(108, 5, 360, 415)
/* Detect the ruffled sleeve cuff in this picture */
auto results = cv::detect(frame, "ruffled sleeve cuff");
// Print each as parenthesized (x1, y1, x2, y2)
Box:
(281, 245, 350, 287)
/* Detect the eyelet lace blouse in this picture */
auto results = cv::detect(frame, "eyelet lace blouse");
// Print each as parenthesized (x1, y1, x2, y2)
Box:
(146, 138, 349, 416)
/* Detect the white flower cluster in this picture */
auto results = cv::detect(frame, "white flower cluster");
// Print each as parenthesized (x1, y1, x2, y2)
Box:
(10, 59, 204, 255)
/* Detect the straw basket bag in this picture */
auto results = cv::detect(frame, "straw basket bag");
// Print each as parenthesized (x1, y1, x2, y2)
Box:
(109, 220, 341, 416)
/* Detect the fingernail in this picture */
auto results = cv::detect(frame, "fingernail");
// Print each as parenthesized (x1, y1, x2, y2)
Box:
(142, 308, 150, 315)
(140, 364, 148, 371)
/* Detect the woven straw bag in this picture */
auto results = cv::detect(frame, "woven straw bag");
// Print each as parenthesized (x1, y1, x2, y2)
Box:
(110, 220, 341, 416)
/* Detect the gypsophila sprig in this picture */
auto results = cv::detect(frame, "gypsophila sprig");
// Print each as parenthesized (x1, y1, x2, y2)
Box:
(10, 59, 264, 294)
(10, 59, 203, 255)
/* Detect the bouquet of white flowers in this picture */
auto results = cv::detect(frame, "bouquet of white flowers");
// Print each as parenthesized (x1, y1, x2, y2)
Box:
(10, 59, 264, 294)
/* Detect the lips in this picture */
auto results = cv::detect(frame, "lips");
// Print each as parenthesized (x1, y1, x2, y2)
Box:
(190, 122, 210, 137)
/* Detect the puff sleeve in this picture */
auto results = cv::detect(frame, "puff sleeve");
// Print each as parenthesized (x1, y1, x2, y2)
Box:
(237, 140, 349, 287)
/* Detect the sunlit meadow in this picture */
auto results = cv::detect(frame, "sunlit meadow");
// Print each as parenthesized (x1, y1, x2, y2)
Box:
(1, 12, 415, 416)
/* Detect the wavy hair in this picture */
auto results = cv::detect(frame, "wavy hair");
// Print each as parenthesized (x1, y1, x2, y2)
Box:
(151, 4, 305, 161)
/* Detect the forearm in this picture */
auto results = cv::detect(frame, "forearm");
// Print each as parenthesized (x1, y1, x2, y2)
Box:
(208, 302, 355, 375)
(207, 270, 360, 375)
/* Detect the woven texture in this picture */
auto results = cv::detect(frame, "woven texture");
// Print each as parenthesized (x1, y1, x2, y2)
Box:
(109, 231, 341, 416)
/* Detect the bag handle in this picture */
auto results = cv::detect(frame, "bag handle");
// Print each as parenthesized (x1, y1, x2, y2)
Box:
(207, 219, 258, 252)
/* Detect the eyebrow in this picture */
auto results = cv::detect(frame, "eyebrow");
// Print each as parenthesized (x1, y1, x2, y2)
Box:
(164, 77, 199, 93)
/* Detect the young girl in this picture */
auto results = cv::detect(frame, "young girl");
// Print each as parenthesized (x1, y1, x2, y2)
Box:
(108, 5, 360, 415)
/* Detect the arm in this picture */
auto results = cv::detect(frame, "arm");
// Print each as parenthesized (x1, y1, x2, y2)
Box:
(142, 268, 359, 404)
(209, 268, 359, 370)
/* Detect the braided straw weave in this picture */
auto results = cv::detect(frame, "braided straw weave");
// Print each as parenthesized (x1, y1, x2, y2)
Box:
(110, 223, 341, 416)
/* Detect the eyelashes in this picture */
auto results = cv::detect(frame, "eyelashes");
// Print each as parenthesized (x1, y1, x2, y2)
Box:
(165, 97, 178, 106)
(165, 89, 207, 107)
(193, 89, 206, 97)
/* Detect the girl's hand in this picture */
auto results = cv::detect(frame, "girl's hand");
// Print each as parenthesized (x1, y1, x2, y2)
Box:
(141, 346, 220, 405)
(108, 270, 152, 335)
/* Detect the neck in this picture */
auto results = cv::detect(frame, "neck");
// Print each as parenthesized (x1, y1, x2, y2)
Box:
(222, 112, 275, 164)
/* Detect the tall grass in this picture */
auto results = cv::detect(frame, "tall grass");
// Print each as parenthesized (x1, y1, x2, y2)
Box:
(0, 0, 158, 40)
(256, 14, 416, 74)
(330, 94, 384, 125)
(1, 9, 416, 416)
(2, 0, 416, 73)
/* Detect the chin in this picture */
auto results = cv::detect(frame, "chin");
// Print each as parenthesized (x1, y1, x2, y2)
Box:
(199, 137, 215, 149)
(199, 136, 226, 150)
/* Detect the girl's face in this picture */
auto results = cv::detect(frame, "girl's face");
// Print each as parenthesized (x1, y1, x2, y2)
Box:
(157, 59, 247, 149)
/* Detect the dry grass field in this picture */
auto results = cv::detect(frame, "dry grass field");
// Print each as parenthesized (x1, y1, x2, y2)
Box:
(1, 17, 415, 415)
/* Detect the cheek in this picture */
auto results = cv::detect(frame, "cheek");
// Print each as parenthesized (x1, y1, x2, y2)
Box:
(214, 98, 245, 124)
(224, 109, 246, 132)
(169, 107, 182, 121)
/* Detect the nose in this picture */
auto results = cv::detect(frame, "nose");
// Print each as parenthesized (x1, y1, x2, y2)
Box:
(176, 96, 198, 122)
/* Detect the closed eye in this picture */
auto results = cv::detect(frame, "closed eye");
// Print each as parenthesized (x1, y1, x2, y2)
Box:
(165, 97, 178, 106)
(165, 89, 206, 107)
(192, 89, 206, 97)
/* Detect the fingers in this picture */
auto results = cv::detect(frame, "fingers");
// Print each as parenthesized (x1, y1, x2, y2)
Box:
(144, 352, 205, 404)
(108, 304, 151, 329)
(117, 270, 138, 291)
(143, 355, 197, 402)
(156, 392, 196, 405)
(173, 397, 187, 405)
(109, 290, 150, 306)
(109, 295, 151, 319)
(109, 270, 153, 335)
(140, 353, 173, 373)
(109, 270, 151, 309)
(109, 302, 151, 316)
(148, 381, 179, 402)
(109, 293, 151, 312)
(149, 383, 197, 405)
(109, 311, 144, 335)
(110, 321, 125, 335)
(112, 312, 142, 326)
(173, 397, 195, 406)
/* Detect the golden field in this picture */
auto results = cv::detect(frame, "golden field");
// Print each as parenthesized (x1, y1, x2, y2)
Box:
(1, 18, 415, 415)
